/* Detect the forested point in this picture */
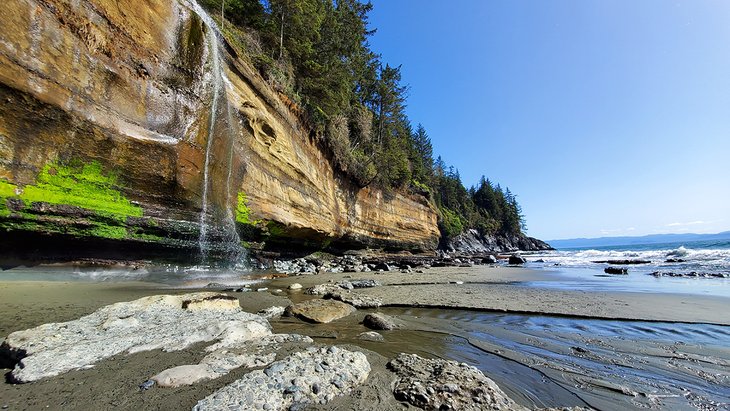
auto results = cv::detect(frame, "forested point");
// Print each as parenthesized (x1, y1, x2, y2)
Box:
(202, 0, 526, 239)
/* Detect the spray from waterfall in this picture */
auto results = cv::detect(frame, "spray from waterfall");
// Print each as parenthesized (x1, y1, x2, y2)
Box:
(187, 0, 245, 266)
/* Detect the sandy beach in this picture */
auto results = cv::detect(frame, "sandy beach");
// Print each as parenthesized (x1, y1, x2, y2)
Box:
(1, 266, 729, 410)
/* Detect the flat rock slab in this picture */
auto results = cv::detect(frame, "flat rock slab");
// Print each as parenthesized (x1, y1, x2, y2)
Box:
(1, 293, 270, 383)
(193, 346, 370, 411)
(388, 353, 527, 411)
(284, 299, 356, 323)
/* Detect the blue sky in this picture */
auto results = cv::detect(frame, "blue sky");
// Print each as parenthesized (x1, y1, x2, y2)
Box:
(367, 0, 730, 240)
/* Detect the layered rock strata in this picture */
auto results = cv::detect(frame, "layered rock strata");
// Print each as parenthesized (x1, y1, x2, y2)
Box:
(0, 0, 440, 261)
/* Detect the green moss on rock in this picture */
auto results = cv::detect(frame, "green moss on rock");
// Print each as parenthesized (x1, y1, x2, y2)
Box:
(20, 161, 142, 219)
(0, 160, 143, 241)
(236, 192, 252, 225)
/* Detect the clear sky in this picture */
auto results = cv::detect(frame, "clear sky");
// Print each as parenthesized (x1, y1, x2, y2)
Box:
(367, 0, 730, 240)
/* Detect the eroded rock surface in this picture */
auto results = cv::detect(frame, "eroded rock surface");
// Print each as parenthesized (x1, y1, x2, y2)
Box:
(388, 353, 527, 411)
(1, 292, 270, 382)
(151, 334, 313, 387)
(193, 346, 370, 411)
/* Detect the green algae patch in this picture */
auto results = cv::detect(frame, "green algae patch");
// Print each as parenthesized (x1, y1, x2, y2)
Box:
(0, 161, 144, 241)
(20, 161, 142, 219)
(235, 192, 252, 225)
(0, 179, 16, 217)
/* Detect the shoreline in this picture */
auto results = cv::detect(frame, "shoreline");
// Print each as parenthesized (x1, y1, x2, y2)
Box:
(2, 265, 729, 334)
(1, 266, 729, 410)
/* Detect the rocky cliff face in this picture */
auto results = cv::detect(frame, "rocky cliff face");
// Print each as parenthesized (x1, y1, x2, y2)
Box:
(0, 0, 440, 261)
(444, 229, 553, 255)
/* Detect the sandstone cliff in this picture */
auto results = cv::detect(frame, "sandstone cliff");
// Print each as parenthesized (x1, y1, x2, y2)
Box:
(0, 0, 440, 261)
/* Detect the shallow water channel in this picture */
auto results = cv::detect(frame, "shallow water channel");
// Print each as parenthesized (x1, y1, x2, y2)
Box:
(273, 306, 730, 410)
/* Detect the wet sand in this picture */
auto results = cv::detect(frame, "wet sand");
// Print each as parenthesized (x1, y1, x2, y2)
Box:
(1, 266, 729, 410)
(269, 266, 730, 325)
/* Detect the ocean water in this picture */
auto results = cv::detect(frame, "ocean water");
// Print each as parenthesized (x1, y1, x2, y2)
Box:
(524, 239, 730, 297)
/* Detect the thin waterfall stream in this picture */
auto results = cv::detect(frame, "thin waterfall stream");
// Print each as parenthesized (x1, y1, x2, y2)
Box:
(187, 0, 245, 266)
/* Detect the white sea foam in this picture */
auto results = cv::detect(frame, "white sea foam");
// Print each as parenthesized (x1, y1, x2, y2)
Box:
(529, 246, 730, 272)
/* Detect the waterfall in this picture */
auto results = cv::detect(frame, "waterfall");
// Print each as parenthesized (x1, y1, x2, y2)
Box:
(186, 0, 245, 266)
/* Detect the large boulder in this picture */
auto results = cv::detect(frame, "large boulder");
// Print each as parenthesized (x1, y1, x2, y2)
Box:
(509, 255, 527, 265)
(284, 299, 356, 323)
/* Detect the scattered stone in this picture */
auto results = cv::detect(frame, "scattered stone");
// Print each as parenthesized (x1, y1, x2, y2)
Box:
(665, 258, 686, 263)
(372, 262, 391, 272)
(534, 259, 546, 263)
(284, 299, 356, 323)
(651, 271, 729, 279)
(257, 288, 269, 292)
(287, 283, 302, 290)
(357, 331, 384, 342)
(387, 353, 526, 411)
(2, 293, 270, 383)
(508, 255, 527, 265)
(306, 284, 341, 295)
(306, 279, 379, 296)
(349, 279, 380, 288)
(571, 346, 589, 354)
(604, 267, 628, 275)
(193, 346, 370, 411)
(363, 313, 399, 330)
(258, 306, 286, 319)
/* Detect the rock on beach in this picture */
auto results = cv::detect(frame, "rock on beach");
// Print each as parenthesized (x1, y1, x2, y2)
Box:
(363, 313, 400, 330)
(193, 346, 371, 411)
(1, 293, 271, 383)
(388, 353, 526, 411)
(284, 299, 356, 323)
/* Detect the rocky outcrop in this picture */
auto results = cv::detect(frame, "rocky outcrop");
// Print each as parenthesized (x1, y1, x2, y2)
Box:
(445, 229, 553, 255)
(0, 0, 439, 262)
(1, 292, 273, 382)
(387, 353, 526, 411)
(193, 346, 371, 411)
(651, 271, 729, 279)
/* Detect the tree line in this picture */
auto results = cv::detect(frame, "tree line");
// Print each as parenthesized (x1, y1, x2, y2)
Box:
(201, 0, 526, 239)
